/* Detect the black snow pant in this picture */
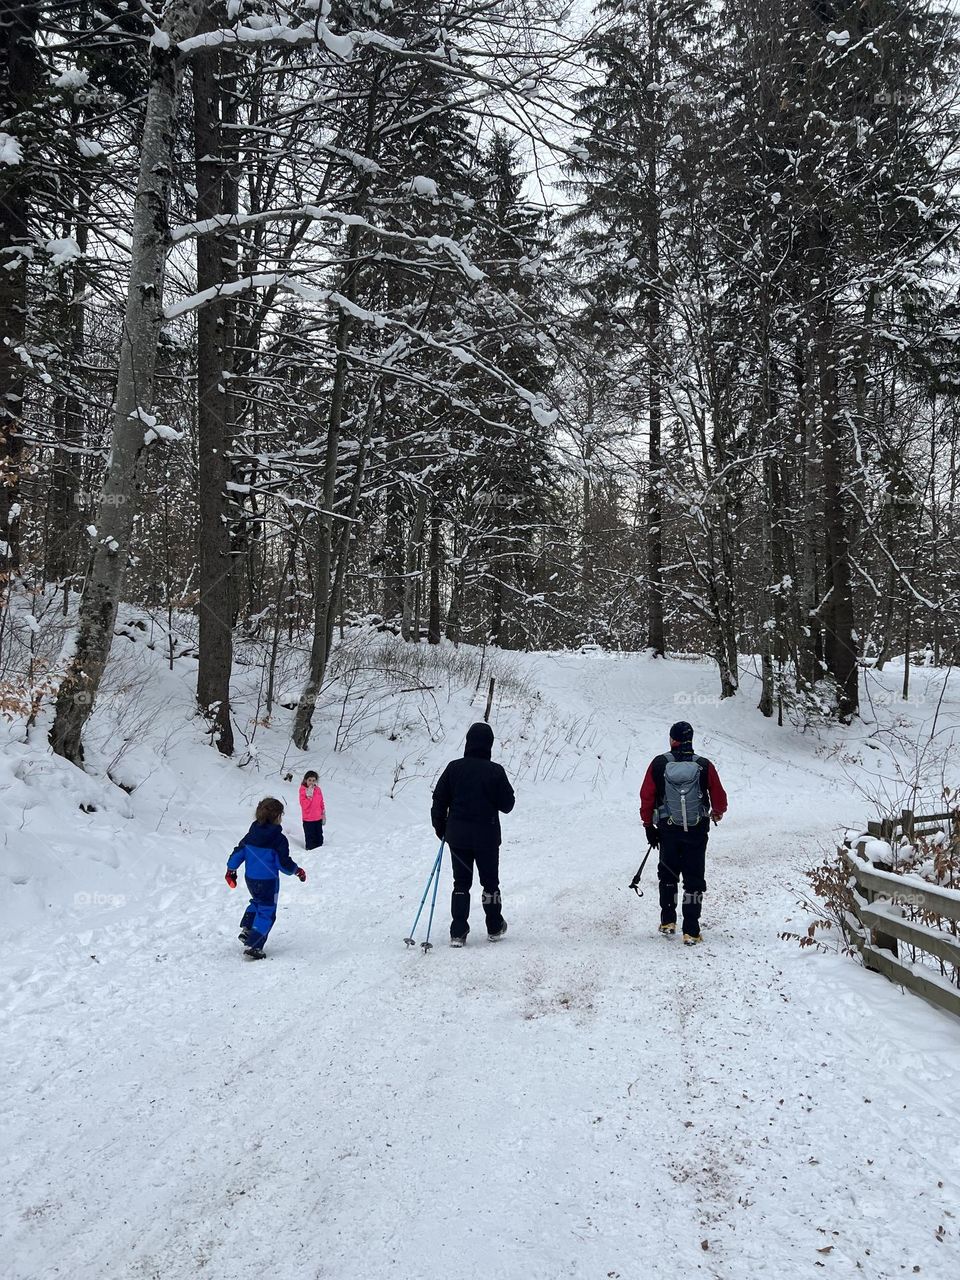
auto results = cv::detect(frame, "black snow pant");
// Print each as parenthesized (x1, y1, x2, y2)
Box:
(658, 824, 708, 936)
(449, 845, 505, 939)
(303, 820, 324, 850)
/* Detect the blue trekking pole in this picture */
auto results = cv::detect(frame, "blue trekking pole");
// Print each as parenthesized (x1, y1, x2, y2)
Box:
(420, 844, 444, 954)
(404, 842, 444, 949)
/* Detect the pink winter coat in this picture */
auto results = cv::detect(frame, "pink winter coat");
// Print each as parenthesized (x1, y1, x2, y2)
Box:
(299, 784, 325, 821)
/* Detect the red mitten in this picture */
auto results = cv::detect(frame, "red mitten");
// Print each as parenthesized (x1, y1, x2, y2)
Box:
(225, 869, 238, 889)
(296, 867, 307, 882)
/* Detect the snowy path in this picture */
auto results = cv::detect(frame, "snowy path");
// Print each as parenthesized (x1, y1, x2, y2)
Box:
(3, 654, 960, 1279)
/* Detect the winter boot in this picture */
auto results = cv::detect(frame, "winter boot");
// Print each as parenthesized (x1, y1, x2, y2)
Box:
(239, 929, 251, 946)
(450, 936, 466, 948)
(658, 922, 677, 937)
(243, 946, 267, 960)
(682, 933, 702, 947)
(488, 921, 508, 942)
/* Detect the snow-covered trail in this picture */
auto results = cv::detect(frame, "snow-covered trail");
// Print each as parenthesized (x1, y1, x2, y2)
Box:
(4, 653, 960, 1279)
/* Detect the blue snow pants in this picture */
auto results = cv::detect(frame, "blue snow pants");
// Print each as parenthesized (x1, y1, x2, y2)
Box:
(240, 877, 279, 949)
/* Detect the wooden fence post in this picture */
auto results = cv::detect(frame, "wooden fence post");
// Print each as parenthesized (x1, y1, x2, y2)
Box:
(901, 809, 915, 844)
(858, 838, 898, 960)
(483, 676, 495, 723)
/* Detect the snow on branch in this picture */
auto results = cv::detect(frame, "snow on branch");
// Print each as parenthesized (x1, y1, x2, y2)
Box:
(180, 19, 353, 60)
(164, 273, 289, 320)
(170, 205, 486, 285)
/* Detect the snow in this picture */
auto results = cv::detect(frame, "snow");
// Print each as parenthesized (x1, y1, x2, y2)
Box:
(45, 237, 82, 266)
(179, 21, 353, 60)
(0, 131, 24, 166)
(52, 68, 89, 90)
(527, 396, 558, 427)
(857, 837, 893, 863)
(409, 174, 439, 198)
(77, 138, 104, 159)
(2, 627, 960, 1278)
(164, 272, 287, 319)
(143, 423, 183, 446)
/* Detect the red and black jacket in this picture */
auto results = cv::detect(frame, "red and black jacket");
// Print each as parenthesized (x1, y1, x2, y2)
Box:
(640, 753, 728, 827)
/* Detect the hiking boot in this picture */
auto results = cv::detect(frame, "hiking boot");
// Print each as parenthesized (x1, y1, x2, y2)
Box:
(488, 921, 508, 942)
(243, 946, 266, 960)
(682, 933, 702, 947)
(450, 936, 466, 948)
(658, 922, 677, 937)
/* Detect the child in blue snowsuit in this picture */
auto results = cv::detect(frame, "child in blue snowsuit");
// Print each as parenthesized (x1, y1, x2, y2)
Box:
(225, 797, 306, 959)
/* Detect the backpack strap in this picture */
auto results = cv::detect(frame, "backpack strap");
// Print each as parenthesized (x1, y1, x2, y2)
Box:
(693, 755, 711, 810)
(651, 753, 670, 814)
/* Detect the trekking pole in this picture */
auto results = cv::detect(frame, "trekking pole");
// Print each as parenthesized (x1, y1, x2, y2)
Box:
(628, 845, 654, 898)
(421, 843, 444, 953)
(404, 842, 444, 947)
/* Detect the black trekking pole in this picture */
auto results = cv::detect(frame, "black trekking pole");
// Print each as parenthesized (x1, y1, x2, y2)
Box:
(628, 845, 654, 898)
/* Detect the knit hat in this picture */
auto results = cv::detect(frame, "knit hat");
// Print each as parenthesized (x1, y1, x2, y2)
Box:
(669, 720, 694, 745)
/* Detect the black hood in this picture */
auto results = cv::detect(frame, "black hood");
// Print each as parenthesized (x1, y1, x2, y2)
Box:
(464, 721, 494, 760)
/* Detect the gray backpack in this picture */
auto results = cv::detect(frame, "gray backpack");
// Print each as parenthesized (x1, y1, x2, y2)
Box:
(658, 752, 708, 830)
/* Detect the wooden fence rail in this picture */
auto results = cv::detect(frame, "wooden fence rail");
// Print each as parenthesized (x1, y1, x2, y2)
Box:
(843, 831, 960, 1021)
(866, 808, 960, 844)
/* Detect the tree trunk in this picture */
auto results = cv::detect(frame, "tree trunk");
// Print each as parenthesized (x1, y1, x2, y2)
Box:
(427, 506, 442, 644)
(817, 299, 859, 720)
(446, 532, 463, 644)
(797, 328, 821, 690)
(644, 2, 666, 656)
(292, 221, 363, 750)
(758, 455, 776, 719)
(0, 1, 40, 588)
(49, 0, 205, 764)
(45, 144, 90, 588)
(45, 316, 87, 588)
(382, 482, 405, 626)
(324, 400, 373, 662)
(193, 28, 236, 756)
(401, 491, 427, 641)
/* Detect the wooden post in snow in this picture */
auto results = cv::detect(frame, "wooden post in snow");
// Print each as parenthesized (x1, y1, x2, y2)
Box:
(483, 676, 495, 723)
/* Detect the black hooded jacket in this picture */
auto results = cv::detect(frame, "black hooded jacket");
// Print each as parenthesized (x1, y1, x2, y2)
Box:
(431, 722, 515, 851)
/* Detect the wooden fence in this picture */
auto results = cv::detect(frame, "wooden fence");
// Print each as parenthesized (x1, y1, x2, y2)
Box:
(866, 808, 960, 844)
(843, 809, 960, 1019)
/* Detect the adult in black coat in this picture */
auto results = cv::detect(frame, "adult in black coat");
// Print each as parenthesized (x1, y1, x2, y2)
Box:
(431, 721, 515, 945)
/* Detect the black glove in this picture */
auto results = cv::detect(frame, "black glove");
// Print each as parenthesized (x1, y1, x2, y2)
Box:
(644, 824, 659, 849)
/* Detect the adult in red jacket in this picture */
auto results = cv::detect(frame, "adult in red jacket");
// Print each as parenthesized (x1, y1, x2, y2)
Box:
(639, 720, 727, 945)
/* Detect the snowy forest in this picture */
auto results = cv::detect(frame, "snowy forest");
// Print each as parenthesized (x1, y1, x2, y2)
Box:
(2, 0, 960, 759)
(6, 6, 960, 1278)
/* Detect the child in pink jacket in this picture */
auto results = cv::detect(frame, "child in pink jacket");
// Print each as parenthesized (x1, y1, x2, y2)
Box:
(299, 770, 326, 849)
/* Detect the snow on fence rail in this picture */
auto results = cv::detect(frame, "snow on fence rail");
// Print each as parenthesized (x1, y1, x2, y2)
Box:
(842, 809, 960, 1020)
(865, 808, 959, 845)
